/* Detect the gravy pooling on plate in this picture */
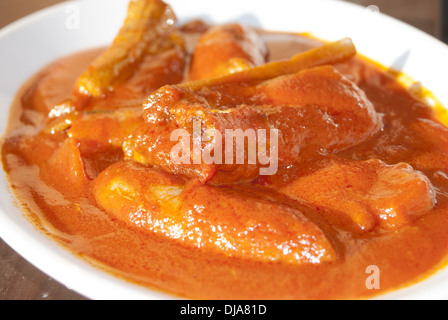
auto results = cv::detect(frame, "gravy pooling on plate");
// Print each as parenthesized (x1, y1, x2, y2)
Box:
(3, 0, 448, 299)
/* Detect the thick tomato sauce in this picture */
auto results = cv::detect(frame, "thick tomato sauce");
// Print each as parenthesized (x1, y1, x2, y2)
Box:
(2, 29, 448, 299)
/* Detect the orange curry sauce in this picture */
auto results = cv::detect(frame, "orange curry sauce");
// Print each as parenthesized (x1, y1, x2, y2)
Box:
(3, 23, 448, 299)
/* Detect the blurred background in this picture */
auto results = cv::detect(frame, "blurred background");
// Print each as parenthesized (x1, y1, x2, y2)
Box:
(0, 0, 447, 300)
(0, 0, 446, 41)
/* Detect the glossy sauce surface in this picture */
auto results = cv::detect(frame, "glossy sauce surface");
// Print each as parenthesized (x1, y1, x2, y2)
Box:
(3, 26, 448, 299)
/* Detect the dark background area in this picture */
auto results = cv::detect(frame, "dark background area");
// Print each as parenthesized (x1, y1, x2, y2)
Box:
(443, 0, 448, 43)
(0, 0, 447, 300)
(0, 0, 446, 40)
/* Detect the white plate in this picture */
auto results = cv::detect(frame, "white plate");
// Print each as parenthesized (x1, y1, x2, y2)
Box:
(1, 0, 448, 300)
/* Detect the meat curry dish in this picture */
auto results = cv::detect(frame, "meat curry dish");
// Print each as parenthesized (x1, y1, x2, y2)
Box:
(2, 0, 448, 299)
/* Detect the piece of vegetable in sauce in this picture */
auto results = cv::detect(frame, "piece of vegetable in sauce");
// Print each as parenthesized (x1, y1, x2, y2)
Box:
(67, 108, 143, 153)
(279, 158, 436, 232)
(72, 0, 185, 108)
(45, 137, 90, 193)
(182, 37, 356, 90)
(188, 23, 268, 80)
(93, 161, 337, 264)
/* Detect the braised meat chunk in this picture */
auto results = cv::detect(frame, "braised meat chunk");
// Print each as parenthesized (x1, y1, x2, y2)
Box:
(124, 63, 382, 184)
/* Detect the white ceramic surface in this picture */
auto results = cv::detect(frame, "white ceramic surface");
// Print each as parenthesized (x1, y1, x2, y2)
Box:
(1, 0, 448, 300)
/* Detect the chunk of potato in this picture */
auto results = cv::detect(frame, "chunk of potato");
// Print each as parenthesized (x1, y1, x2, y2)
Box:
(93, 161, 337, 264)
(279, 158, 436, 232)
